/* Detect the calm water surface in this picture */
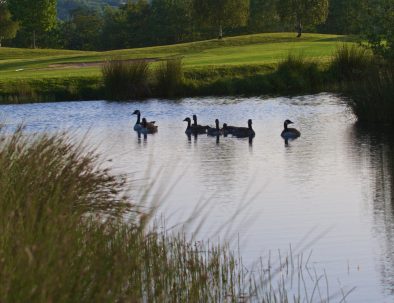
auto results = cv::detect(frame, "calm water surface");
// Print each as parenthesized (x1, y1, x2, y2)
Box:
(1, 94, 394, 302)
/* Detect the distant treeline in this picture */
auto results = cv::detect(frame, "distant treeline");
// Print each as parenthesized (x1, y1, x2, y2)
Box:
(1, 0, 393, 59)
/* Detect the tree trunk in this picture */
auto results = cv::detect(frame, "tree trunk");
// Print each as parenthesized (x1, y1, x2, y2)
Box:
(218, 23, 223, 40)
(33, 30, 36, 49)
(296, 19, 302, 38)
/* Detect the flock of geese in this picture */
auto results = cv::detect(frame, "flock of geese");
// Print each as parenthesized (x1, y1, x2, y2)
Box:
(132, 110, 301, 139)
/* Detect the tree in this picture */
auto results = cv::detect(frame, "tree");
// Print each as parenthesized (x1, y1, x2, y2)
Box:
(8, 0, 57, 48)
(248, 0, 280, 33)
(192, 0, 250, 39)
(359, 0, 394, 59)
(62, 7, 103, 50)
(150, 0, 194, 44)
(0, 3, 19, 46)
(277, 0, 329, 37)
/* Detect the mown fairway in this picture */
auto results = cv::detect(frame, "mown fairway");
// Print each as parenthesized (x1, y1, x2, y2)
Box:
(0, 33, 351, 81)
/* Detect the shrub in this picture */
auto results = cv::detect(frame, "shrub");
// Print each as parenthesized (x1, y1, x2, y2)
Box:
(154, 58, 183, 97)
(346, 67, 394, 124)
(329, 44, 375, 82)
(102, 59, 150, 100)
(272, 53, 322, 93)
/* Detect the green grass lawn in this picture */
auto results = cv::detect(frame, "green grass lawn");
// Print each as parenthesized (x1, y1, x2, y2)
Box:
(0, 33, 351, 81)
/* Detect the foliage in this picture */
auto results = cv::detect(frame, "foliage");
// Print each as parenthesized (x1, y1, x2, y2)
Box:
(248, 0, 281, 33)
(329, 44, 375, 81)
(345, 67, 394, 124)
(154, 58, 183, 97)
(62, 7, 104, 50)
(318, 0, 365, 34)
(102, 59, 150, 100)
(277, 0, 329, 36)
(0, 3, 19, 46)
(8, 0, 57, 48)
(192, 0, 250, 38)
(0, 129, 345, 302)
(359, 0, 394, 60)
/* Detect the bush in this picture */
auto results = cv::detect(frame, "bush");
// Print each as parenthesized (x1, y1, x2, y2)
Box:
(0, 129, 345, 302)
(154, 58, 183, 97)
(271, 54, 322, 93)
(102, 59, 150, 100)
(329, 44, 375, 81)
(346, 67, 394, 124)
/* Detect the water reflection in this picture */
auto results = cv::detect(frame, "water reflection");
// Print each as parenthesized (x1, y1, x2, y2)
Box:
(350, 124, 394, 296)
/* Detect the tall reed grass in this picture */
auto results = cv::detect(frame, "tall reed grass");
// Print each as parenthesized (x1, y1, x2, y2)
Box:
(154, 58, 183, 97)
(346, 67, 394, 124)
(329, 44, 375, 82)
(272, 54, 322, 93)
(0, 128, 351, 302)
(102, 59, 150, 100)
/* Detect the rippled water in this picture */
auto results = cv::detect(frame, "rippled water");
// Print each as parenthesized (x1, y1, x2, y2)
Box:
(1, 94, 394, 302)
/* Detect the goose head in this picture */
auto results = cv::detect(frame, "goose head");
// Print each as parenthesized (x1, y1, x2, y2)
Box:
(141, 117, 147, 127)
(248, 119, 253, 128)
(183, 117, 191, 123)
(284, 119, 294, 126)
(132, 110, 140, 116)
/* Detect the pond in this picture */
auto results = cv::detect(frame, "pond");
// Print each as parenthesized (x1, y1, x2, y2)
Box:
(1, 93, 393, 302)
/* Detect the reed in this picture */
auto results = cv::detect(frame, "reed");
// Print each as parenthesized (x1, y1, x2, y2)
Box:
(329, 44, 375, 82)
(154, 58, 183, 97)
(102, 59, 150, 100)
(346, 67, 394, 124)
(0, 128, 351, 302)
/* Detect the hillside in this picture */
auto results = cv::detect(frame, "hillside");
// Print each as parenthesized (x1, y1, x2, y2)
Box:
(0, 33, 350, 81)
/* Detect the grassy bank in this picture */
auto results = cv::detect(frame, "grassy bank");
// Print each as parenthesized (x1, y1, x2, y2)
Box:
(0, 33, 351, 103)
(0, 129, 353, 302)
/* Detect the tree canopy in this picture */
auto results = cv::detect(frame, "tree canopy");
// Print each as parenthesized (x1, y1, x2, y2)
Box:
(192, 0, 250, 39)
(0, 3, 19, 46)
(8, 0, 57, 48)
(277, 0, 329, 37)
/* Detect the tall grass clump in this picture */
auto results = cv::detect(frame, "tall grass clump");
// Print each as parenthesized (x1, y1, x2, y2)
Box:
(329, 44, 375, 81)
(271, 53, 322, 93)
(0, 128, 350, 302)
(346, 67, 394, 124)
(102, 59, 150, 100)
(154, 58, 183, 97)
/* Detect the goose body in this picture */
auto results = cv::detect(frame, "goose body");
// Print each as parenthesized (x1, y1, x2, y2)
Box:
(140, 118, 158, 134)
(192, 115, 208, 134)
(221, 123, 238, 136)
(207, 119, 222, 136)
(281, 119, 300, 139)
(232, 119, 255, 138)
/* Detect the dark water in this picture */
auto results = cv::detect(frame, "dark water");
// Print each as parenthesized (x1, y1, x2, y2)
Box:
(1, 94, 393, 302)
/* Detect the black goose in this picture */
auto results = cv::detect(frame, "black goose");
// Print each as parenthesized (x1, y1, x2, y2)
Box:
(183, 117, 193, 135)
(192, 115, 209, 134)
(281, 119, 300, 139)
(132, 110, 142, 131)
(232, 119, 255, 138)
(221, 123, 237, 136)
(207, 119, 222, 136)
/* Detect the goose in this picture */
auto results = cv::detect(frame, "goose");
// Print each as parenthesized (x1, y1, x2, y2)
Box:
(232, 119, 255, 138)
(207, 119, 222, 136)
(192, 115, 209, 134)
(183, 117, 193, 135)
(140, 117, 158, 134)
(222, 123, 237, 136)
(281, 119, 300, 139)
(132, 110, 142, 131)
